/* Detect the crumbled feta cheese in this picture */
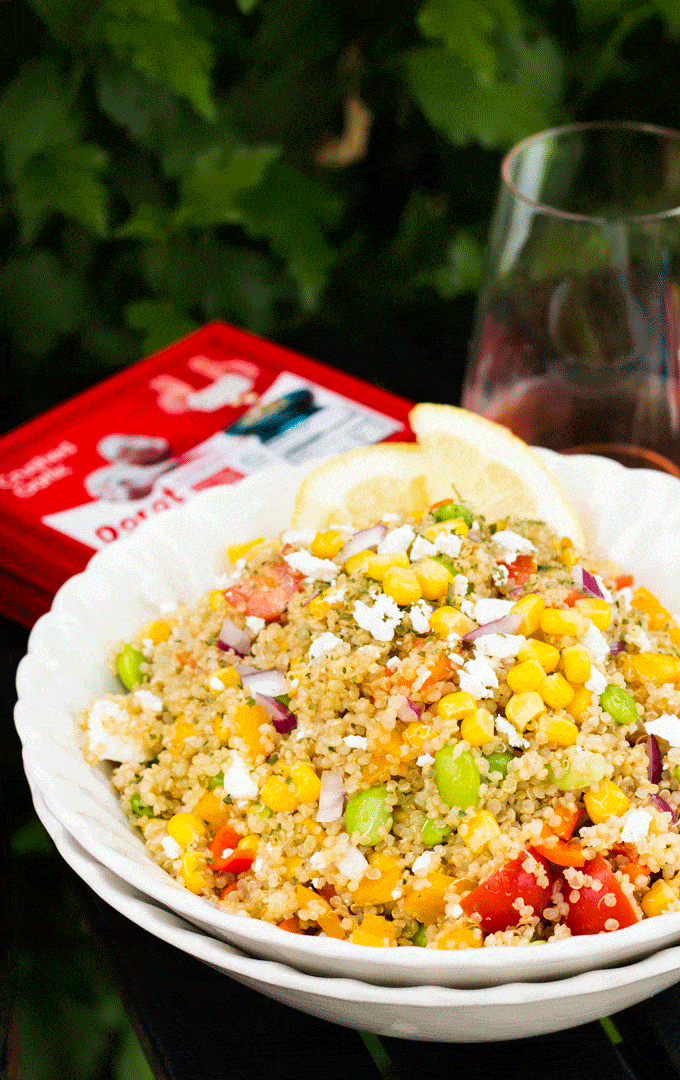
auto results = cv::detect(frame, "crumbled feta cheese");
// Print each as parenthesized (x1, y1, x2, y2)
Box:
(141, 638, 153, 654)
(353, 594, 402, 642)
(284, 549, 339, 581)
(495, 716, 529, 748)
(458, 655, 499, 699)
(377, 524, 415, 555)
(621, 808, 653, 843)
(386, 656, 401, 671)
(245, 615, 266, 635)
(161, 835, 182, 860)
(474, 598, 516, 624)
(159, 600, 177, 615)
(391, 887, 403, 900)
(461, 599, 476, 619)
(585, 668, 607, 696)
(308, 632, 346, 660)
(209, 675, 226, 692)
(134, 689, 163, 714)
(223, 754, 258, 800)
(417, 753, 434, 767)
(434, 532, 463, 558)
(645, 714, 680, 747)
(323, 584, 346, 606)
(445, 650, 464, 665)
(580, 624, 610, 665)
(344, 735, 368, 749)
(492, 564, 510, 587)
(451, 574, 469, 597)
(412, 851, 437, 876)
(87, 699, 152, 763)
(337, 847, 368, 879)
(618, 587, 633, 612)
(409, 599, 433, 634)
(492, 529, 537, 559)
(447, 903, 464, 919)
(281, 528, 316, 545)
(625, 624, 653, 652)
(593, 574, 613, 603)
(474, 634, 526, 660)
(410, 535, 436, 561)
(381, 512, 401, 523)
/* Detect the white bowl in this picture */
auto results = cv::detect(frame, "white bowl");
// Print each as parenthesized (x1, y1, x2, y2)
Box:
(15, 450, 680, 989)
(29, 776, 680, 1042)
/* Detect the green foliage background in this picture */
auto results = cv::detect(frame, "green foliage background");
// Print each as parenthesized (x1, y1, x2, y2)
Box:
(3, 0, 680, 413)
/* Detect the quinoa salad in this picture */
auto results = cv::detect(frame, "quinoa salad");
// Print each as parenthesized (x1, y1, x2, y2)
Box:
(81, 500, 680, 949)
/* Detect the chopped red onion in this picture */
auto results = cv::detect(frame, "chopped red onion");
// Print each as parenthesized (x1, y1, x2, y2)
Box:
(649, 794, 677, 823)
(241, 668, 288, 697)
(396, 697, 424, 723)
(217, 617, 252, 657)
(316, 771, 345, 822)
(303, 590, 321, 608)
(508, 586, 524, 598)
(610, 640, 626, 655)
(340, 524, 387, 563)
(647, 734, 662, 785)
(467, 532, 481, 541)
(255, 693, 297, 733)
(573, 565, 605, 600)
(463, 612, 523, 642)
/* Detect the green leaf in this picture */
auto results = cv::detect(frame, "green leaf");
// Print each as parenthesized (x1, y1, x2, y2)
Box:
(417, 231, 484, 296)
(0, 60, 76, 183)
(504, 30, 564, 106)
(10, 818, 54, 856)
(417, 0, 522, 80)
(657, 0, 680, 23)
(124, 298, 198, 352)
(405, 46, 553, 149)
(115, 202, 171, 239)
(173, 145, 280, 228)
(0, 251, 86, 356)
(235, 0, 260, 11)
(104, 0, 217, 120)
(26, 0, 98, 47)
(114, 1023, 156, 1080)
(16, 144, 108, 244)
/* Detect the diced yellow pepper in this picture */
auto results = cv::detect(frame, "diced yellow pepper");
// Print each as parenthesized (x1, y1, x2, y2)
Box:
(518, 638, 560, 672)
(352, 852, 403, 905)
(507, 658, 546, 694)
(363, 728, 404, 783)
(192, 792, 229, 829)
(350, 914, 398, 947)
(538, 713, 579, 747)
(296, 883, 328, 910)
(641, 878, 679, 917)
(261, 775, 298, 813)
(179, 851, 212, 894)
(620, 653, 680, 685)
(231, 702, 270, 761)
(212, 666, 241, 689)
(458, 809, 500, 853)
(541, 672, 575, 710)
(310, 529, 345, 559)
(510, 594, 545, 636)
(289, 762, 321, 803)
(209, 589, 226, 610)
(505, 691, 545, 730)
(429, 606, 474, 639)
(167, 812, 206, 849)
(560, 645, 591, 685)
(540, 608, 587, 638)
(460, 708, 495, 747)
(318, 910, 347, 938)
(438, 691, 476, 721)
(383, 566, 423, 606)
(436, 927, 483, 950)
(365, 551, 410, 581)
(227, 538, 264, 563)
(584, 781, 629, 824)
(632, 586, 676, 632)
(285, 854, 303, 878)
(145, 619, 172, 644)
(170, 719, 195, 755)
(559, 544, 577, 568)
(413, 558, 453, 601)
(344, 550, 372, 576)
(402, 872, 453, 922)
(403, 722, 436, 750)
(566, 686, 592, 719)
(574, 597, 612, 631)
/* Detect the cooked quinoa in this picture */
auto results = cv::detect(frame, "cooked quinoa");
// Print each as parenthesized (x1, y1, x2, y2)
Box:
(81, 502, 680, 949)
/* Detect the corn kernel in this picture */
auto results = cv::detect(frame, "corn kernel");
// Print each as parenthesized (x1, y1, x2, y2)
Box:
(307, 592, 331, 619)
(566, 686, 592, 719)
(402, 871, 453, 922)
(209, 589, 226, 610)
(518, 638, 560, 672)
(436, 927, 483, 950)
(510, 594, 545, 636)
(584, 781, 629, 824)
(541, 672, 575, 710)
(559, 546, 577, 567)
(574, 597, 612, 630)
(344, 550, 372, 575)
(311, 529, 345, 559)
(227, 538, 263, 563)
(236, 833, 259, 852)
(350, 914, 398, 947)
(641, 878, 679, 917)
(560, 645, 591, 685)
(145, 619, 172, 644)
(171, 719, 195, 755)
(632, 586, 675, 632)
(538, 713, 579, 747)
(289, 762, 321, 803)
(285, 854, 303, 878)
(505, 691, 545, 730)
(540, 608, 587, 637)
(429, 606, 474, 639)
(460, 708, 495, 746)
(620, 653, 680, 685)
(458, 809, 500, 853)
(352, 853, 403, 905)
(192, 792, 228, 829)
(212, 666, 241, 689)
(383, 566, 423, 606)
(413, 558, 453, 601)
(423, 519, 468, 539)
(438, 691, 476, 721)
(179, 851, 211, 894)
(261, 776, 298, 813)
(167, 812, 206, 849)
(403, 722, 436, 750)
(365, 551, 410, 581)
(507, 658, 546, 694)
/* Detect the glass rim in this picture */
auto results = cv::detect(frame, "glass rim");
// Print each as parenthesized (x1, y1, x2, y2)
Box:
(501, 120, 680, 224)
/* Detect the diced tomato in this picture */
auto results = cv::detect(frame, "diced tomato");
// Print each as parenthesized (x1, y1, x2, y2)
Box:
(562, 856, 640, 935)
(278, 915, 303, 933)
(219, 881, 238, 899)
(615, 574, 634, 590)
(551, 804, 582, 841)
(498, 555, 537, 587)
(609, 843, 650, 882)
(564, 589, 588, 607)
(208, 824, 242, 871)
(224, 559, 303, 622)
(459, 849, 553, 933)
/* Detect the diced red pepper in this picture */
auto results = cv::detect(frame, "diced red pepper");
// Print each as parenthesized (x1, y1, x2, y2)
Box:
(615, 574, 634, 590)
(208, 824, 242, 871)
(220, 850, 256, 874)
(561, 856, 640, 935)
(278, 915, 303, 933)
(498, 555, 537, 587)
(564, 589, 588, 607)
(533, 836, 586, 868)
(219, 881, 239, 899)
(459, 849, 553, 933)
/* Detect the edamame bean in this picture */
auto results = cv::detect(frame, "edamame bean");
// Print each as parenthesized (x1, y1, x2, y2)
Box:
(420, 818, 452, 847)
(547, 750, 607, 791)
(433, 502, 474, 526)
(600, 685, 638, 725)
(485, 751, 514, 778)
(434, 746, 480, 809)
(130, 792, 155, 818)
(205, 770, 224, 790)
(676, 765, 680, 784)
(411, 923, 428, 947)
(116, 643, 145, 690)
(344, 785, 392, 845)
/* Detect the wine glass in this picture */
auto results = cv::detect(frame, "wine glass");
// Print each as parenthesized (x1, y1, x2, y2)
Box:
(462, 121, 680, 476)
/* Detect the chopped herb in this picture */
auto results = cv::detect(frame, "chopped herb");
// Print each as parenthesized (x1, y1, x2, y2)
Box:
(130, 792, 156, 818)
(267, 753, 279, 765)
(205, 770, 225, 790)
(432, 554, 458, 576)
(275, 694, 291, 707)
